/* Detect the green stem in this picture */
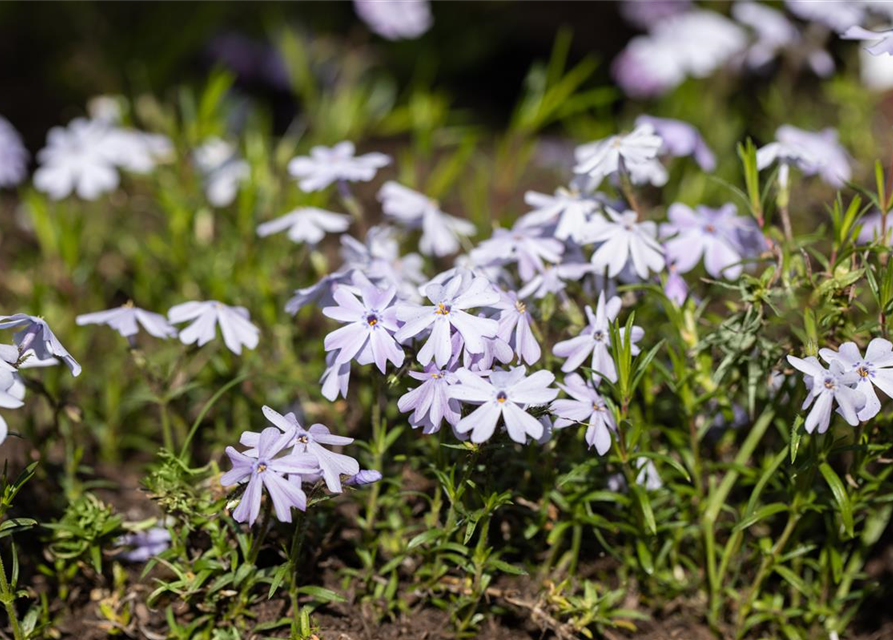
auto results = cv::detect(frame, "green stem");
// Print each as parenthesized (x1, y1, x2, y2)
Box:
(248, 500, 273, 567)
(0, 547, 23, 640)
(364, 376, 384, 533)
(288, 510, 309, 638)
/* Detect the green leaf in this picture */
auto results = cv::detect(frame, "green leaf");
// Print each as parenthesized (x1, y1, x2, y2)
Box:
(630, 451, 691, 483)
(636, 539, 654, 575)
(296, 585, 346, 603)
(631, 485, 656, 536)
(790, 416, 804, 464)
(487, 559, 528, 576)
(733, 503, 789, 533)
(407, 528, 442, 550)
(774, 565, 808, 596)
(819, 463, 854, 538)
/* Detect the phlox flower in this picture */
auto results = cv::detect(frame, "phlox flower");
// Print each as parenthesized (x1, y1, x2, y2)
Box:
(379, 181, 475, 257)
(257, 207, 351, 245)
(663, 259, 690, 305)
(222, 426, 319, 525)
(354, 0, 433, 40)
(856, 212, 893, 246)
(398, 351, 462, 434)
(168, 301, 260, 355)
(243, 407, 360, 493)
(517, 261, 594, 300)
(395, 270, 499, 367)
(449, 366, 558, 444)
(787, 355, 866, 433)
(0, 314, 81, 376)
(288, 141, 390, 193)
(819, 339, 893, 421)
(660, 203, 762, 280)
(493, 291, 541, 365)
(0, 116, 29, 187)
(552, 291, 643, 382)
(322, 283, 404, 373)
(76, 302, 177, 341)
(574, 124, 663, 189)
(842, 26, 893, 56)
(34, 118, 120, 200)
(786, 0, 864, 32)
(619, 0, 691, 30)
(103, 128, 173, 174)
(551, 373, 616, 455)
(320, 350, 352, 402)
(757, 125, 851, 189)
(345, 470, 383, 486)
(286, 270, 355, 316)
(460, 329, 513, 373)
(635, 115, 716, 172)
(517, 188, 600, 243)
(612, 11, 747, 98)
(584, 208, 665, 279)
(117, 527, 172, 563)
(470, 225, 564, 282)
(193, 138, 250, 207)
(0, 363, 25, 446)
(340, 226, 426, 300)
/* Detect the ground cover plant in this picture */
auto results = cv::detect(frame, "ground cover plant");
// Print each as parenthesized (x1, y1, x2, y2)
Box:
(5, 1, 893, 638)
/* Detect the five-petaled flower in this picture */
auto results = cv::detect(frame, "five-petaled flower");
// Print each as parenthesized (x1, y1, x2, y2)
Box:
(257, 207, 351, 245)
(787, 354, 866, 433)
(77, 303, 177, 341)
(584, 208, 665, 279)
(551, 373, 616, 455)
(168, 301, 260, 355)
(819, 339, 893, 421)
(0, 314, 81, 376)
(449, 366, 558, 444)
(288, 141, 390, 192)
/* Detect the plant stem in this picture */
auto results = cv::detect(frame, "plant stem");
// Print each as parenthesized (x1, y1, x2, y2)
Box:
(0, 547, 23, 640)
(364, 376, 385, 533)
(248, 500, 273, 566)
(289, 510, 309, 638)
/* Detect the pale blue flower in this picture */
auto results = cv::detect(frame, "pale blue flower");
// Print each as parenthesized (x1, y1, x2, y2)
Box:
(787, 355, 865, 433)
(257, 207, 351, 245)
(449, 366, 557, 444)
(379, 181, 475, 257)
(635, 115, 715, 171)
(517, 188, 600, 243)
(470, 226, 564, 282)
(584, 208, 665, 279)
(551, 373, 615, 455)
(0, 314, 81, 376)
(395, 270, 499, 367)
(288, 141, 390, 192)
(76, 303, 177, 340)
(222, 426, 319, 525)
(819, 339, 893, 421)
(493, 291, 541, 365)
(168, 301, 259, 355)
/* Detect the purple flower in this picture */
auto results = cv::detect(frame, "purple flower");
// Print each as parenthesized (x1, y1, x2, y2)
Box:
(584, 208, 665, 279)
(0, 116, 28, 188)
(551, 373, 616, 455)
(398, 356, 462, 434)
(345, 469, 383, 486)
(635, 115, 715, 172)
(395, 270, 499, 367)
(0, 361, 25, 446)
(322, 283, 404, 373)
(494, 292, 541, 365)
(450, 366, 558, 444)
(842, 25, 893, 56)
(222, 426, 319, 525)
(786, 0, 864, 33)
(379, 182, 476, 257)
(354, 0, 433, 40)
(517, 188, 600, 243)
(574, 124, 663, 189)
(787, 355, 866, 433)
(517, 261, 594, 300)
(117, 527, 172, 563)
(757, 125, 851, 189)
(0, 314, 81, 377)
(168, 301, 260, 355)
(552, 292, 643, 382)
(242, 407, 360, 494)
(320, 350, 352, 402)
(663, 259, 690, 305)
(286, 269, 355, 316)
(660, 203, 761, 280)
(287, 142, 390, 192)
(257, 207, 351, 245)
(340, 227, 426, 300)
(76, 303, 177, 340)
(819, 339, 893, 421)
(619, 0, 691, 30)
(470, 226, 564, 282)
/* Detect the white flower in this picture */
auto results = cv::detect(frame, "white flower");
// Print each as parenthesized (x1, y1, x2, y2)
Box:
(257, 208, 351, 245)
(168, 301, 260, 355)
(785, 0, 864, 33)
(76, 303, 177, 340)
(378, 181, 475, 256)
(819, 339, 893, 421)
(354, 0, 433, 40)
(574, 124, 663, 190)
(757, 125, 851, 188)
(194, 138, 250, 207)
(288, 141, 390, 193)
(517, 188, 600, 242)
(0, 116, 29, 187)
(104, 129, 173, 174)
(583, 208, 665, 279)
(34, 118, 120, 200)
(787, 355, 866, 433)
